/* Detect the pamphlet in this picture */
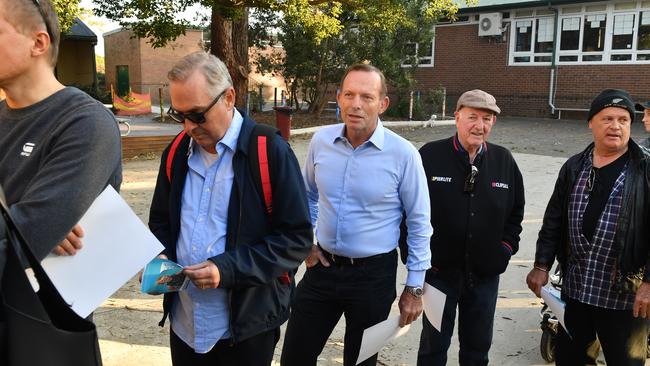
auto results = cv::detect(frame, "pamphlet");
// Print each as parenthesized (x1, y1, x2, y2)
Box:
(141, 258, 189, 294)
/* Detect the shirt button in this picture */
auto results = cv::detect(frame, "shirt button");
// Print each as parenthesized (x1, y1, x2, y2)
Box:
(470, 193, 475, 198)
(470, 212, 475, 217)
(468, 234, 473, 239)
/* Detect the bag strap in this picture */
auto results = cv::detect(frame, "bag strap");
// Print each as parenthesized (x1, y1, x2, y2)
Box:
(0, 193, 79, 325)
(249, 124, 277, 216)
(248, 124, 292, 285)
(166, 131, 187, 184)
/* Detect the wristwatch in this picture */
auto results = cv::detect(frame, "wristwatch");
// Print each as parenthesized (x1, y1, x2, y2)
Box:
(405, 285, 424, 298)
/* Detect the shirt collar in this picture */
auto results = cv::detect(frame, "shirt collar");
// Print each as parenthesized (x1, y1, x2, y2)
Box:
(188, 109, 243, 158)
(333, 119, 385, 150)
(453, 133, 486, 156)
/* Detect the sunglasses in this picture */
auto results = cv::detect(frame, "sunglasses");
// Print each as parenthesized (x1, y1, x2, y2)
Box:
(464, 165, 479, 193)
(167, 88, 227, 124)
(31, 0, 54, 40)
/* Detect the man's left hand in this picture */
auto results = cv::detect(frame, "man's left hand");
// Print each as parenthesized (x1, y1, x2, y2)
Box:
(183, 260, 221, 290)
(633, 282, 650, 318)
(398, 287, 423, 327)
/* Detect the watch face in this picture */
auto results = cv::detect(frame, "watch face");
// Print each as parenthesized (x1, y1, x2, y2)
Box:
(414, 287, 423, 296)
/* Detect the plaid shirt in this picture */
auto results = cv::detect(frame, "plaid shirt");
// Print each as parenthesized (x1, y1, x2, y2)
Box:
(563, 150, 634, 310)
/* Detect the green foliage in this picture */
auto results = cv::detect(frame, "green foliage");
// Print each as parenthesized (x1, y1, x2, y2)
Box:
(248, 83, 266, 112)
(52, 0, 81, 33)
(385, 86, 446, 120)
(254, 0, 463, 114)
(74, 84, 112, 104)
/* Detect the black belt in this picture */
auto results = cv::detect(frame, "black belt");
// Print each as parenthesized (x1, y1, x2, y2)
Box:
(318, 244, 394, 266)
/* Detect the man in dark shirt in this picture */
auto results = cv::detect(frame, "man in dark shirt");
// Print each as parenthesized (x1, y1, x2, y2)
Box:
(416, 90, 524, 366)
(527, 89, 650, 366)
(0, 0, 121, 360)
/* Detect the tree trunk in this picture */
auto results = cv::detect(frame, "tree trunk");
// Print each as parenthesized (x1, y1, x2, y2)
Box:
(211, 8, 248, 108)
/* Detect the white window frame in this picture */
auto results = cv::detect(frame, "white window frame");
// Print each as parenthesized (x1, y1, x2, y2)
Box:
(401, 38, 435, 67)
(510, 15, 555, 65)
(507, 1, 650, 65)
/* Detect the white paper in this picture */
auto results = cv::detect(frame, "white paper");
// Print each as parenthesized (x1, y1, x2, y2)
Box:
(541, 286, 570, 337)
(422, 282, 446, 332)
(356, 315, 411, 365)
(39, 186, 164, 317)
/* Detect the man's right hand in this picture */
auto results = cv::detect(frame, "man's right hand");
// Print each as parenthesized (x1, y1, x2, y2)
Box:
(52, 224, 84, 256)
(304, 245, 330, 268)
(526, 267, 549, 298)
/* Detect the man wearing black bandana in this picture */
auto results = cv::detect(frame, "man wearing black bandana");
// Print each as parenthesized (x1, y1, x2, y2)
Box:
(527, 89, 650, 365)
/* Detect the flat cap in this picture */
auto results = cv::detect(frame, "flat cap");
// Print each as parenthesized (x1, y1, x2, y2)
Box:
(456, 89, 501, 114)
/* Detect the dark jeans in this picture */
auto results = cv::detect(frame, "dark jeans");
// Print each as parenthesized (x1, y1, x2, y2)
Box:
(556, 296, 649, 366)
(280, 250, 397, 366)
(170, 327, 280, 366)
(417, 272, 499, 366)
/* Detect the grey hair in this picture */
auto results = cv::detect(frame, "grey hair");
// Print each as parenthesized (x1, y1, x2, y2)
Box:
(168, 51, 233, 97)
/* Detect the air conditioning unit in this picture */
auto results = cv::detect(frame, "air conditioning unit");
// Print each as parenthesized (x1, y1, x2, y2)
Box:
(478, 13, 503, 36)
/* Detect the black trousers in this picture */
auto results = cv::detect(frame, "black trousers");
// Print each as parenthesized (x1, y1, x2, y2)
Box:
(417, 272, 499, 366)
(170, 327, 280, 366)
(556, 296, 649, 366)
(281, 250, 398, 366)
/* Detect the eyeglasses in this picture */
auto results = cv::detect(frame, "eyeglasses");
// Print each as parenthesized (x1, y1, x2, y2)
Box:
(586, 167, 597, 193)
(167, 88, 227, 124)
(464, 165, 479, 193)
(31, 0, 54, 40)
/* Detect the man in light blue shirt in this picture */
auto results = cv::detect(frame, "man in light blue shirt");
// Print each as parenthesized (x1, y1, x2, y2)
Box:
(281, 64, 433, 366)
(149, 51, 312, 365)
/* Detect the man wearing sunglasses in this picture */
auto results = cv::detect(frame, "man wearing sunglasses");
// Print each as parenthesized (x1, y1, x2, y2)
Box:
(415, 90, 524, 366)
(148, 51, 312, 365)
(0, 0, 122, 360)
(527, 89, 650, 365)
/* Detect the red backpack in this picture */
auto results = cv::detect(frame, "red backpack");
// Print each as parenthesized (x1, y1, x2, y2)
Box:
(165, 124, 291, 284)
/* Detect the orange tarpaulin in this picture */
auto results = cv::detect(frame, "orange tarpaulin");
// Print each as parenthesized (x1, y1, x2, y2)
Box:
(113, 91, 152, 116)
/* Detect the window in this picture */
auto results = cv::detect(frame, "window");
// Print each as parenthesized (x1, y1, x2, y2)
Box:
(639, 11, 650, 49)
(560, 17, 580, 50)
(511, 16, 554, 64)
(506, 2, 650, 65)
(402, 40, 434, 67)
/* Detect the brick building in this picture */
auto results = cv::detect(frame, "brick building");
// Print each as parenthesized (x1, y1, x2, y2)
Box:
(103, 28, 204, 106)
(411, 0, 650, 118)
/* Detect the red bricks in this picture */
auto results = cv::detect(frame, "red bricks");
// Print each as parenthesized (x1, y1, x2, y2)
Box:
(414, 24, 650, 118)
(104, 29, 204, 106)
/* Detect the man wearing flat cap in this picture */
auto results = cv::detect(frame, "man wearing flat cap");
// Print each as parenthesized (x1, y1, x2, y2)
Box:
(636, 101, 650, 148)
(414, 89, 524, 365)
(527, 89, 650, 365)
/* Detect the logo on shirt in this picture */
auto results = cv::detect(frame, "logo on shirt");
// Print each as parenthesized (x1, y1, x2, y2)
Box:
(21, 143, 35, 157)
(491, 181, 509, 189)
(431, 176, 452, 183)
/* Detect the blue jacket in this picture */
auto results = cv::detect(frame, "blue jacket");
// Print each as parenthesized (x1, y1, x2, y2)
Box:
(148, 112, 312, 342)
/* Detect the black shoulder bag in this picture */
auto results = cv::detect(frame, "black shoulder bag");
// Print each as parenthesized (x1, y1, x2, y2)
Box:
(0, 190, 102, 366)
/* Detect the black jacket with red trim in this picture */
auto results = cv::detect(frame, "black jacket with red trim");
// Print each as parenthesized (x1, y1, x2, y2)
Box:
(148, 111, 312, 343)
(420, 136, 525, 279)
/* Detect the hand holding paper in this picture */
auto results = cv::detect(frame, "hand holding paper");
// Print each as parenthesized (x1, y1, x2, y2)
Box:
(422, 282, 446, 332)
(356, 315, 411, 365)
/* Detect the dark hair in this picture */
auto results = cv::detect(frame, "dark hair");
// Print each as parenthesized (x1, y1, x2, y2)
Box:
(340, 64, 387, 97)
(2, 0, 60, 66)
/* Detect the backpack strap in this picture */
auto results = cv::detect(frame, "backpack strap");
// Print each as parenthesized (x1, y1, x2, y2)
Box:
(166, 131, 187, 184)
(249, 124, 292, 285)
(249, 124, 277, 216)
